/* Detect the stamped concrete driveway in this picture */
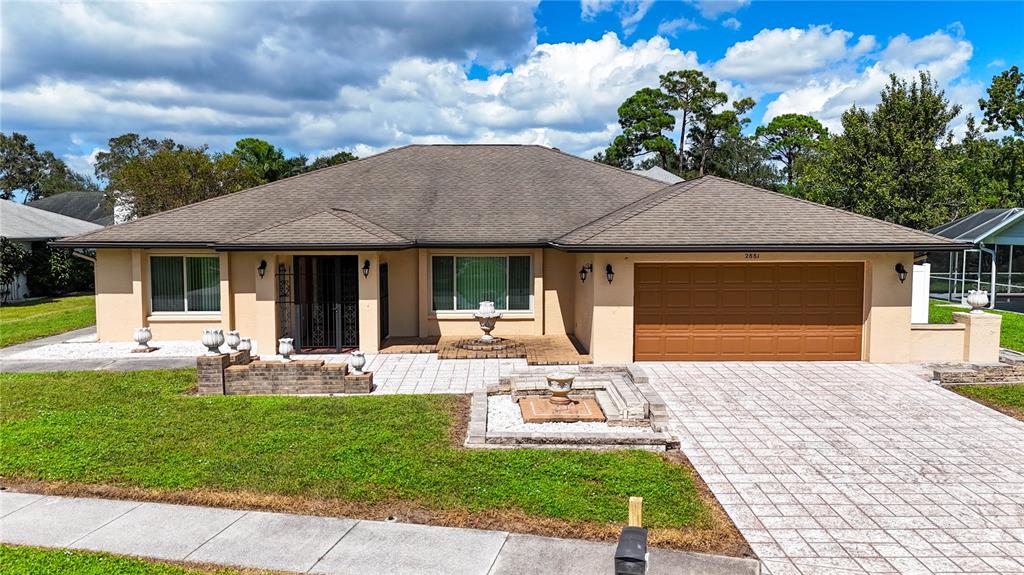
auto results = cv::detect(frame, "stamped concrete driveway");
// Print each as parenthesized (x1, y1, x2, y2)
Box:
(642, 362, 1024, 575)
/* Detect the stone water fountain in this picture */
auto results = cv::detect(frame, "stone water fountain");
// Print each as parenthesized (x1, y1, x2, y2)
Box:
(448, 301, 526, 355)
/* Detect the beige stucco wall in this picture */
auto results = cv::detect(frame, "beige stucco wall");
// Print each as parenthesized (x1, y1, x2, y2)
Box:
(909, 324, 966, 362)
(92, 246, 998, 365)
(542, 248, 575, 335)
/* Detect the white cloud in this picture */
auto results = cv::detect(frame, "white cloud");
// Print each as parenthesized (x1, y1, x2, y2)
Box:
(714, 26, 872, 90)
(658, 17, 703, 37)
(761, 27, 974, 134)
(721, 18, 741, 30)
(3, 32, 699, 159)
(582, 0, 657, 37)
(687, 0, 750, 20)
(988, 58, 1006, 69)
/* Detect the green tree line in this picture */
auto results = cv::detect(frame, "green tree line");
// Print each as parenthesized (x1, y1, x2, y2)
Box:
(1, 133, 358, 219)
(597, 66, 1023, 230)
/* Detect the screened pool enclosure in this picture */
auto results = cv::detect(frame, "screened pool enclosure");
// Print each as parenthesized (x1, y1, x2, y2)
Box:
(927, 208, 1024, 312)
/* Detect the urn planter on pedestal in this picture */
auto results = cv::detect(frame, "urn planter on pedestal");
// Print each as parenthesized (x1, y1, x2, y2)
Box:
(132, 327, 153, 352)
(349, 350, 367, 374)
(201, 328, 225, 355)
(967, 290, 990, 314)
(237, 337, 252, 352)
(225, 330, 241, 351)
(278, 338, 294, 363)
(473, 301, 502, 342)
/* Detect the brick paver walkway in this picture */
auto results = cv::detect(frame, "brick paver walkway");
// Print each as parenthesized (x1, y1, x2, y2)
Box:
(643, 362, 1024, 575)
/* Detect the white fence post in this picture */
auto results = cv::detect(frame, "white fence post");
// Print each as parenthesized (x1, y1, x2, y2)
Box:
(911, 263, 931, 324)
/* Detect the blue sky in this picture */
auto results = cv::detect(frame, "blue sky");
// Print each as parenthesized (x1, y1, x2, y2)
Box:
(1, 0, 1020, 181)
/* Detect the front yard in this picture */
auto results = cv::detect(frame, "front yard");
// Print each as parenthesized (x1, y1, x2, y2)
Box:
(951, 384, 1024, 421)
(0, 295, 96, 348)
(928, 298, 1024, 352)
(0, 369, 740, 553)
(0, 546, 254, 575)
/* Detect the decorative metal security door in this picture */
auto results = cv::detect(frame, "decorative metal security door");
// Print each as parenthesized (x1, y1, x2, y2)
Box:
(278, 256, 359, 353)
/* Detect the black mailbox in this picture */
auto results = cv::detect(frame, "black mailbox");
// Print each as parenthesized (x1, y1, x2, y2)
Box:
(614, 526, 648, 575)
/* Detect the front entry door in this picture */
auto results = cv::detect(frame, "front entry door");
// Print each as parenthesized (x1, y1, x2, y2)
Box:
(293, 256, 359, 353)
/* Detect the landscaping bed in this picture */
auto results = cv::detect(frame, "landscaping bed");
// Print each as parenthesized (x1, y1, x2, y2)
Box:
(929, 298, 1024, 352)
(0, 294, 95, 348)
(951, 384, 1024, 421)
(0, 545, 263, 575)
(0, 369, 745, 554)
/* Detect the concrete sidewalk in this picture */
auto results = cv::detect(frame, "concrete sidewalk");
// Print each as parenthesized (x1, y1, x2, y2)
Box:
(0, 492, 759, 575)
(0, 327, 195, 373)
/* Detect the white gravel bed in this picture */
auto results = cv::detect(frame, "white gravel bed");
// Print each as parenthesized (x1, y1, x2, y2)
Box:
(486, 394, 655, 434)
(8, 340, 218, 360)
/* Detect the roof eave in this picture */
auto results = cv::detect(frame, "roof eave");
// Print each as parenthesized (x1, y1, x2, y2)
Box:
(215, 242, 415, 251)
(548, 242, 975, 252)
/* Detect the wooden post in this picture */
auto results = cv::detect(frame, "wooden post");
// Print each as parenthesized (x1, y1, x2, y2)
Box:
(628, 496, 643, 527)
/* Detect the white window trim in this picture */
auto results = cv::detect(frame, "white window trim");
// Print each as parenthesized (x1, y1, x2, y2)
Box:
(430, 254, 534, 315)
(148, 255, 222, 315)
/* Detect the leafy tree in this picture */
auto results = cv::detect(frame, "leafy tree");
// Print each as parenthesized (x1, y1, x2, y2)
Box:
(659, 70, 719, 174)
(94, 133, 180, 182)
(755, 114, 827, 188)
(232, 137, 288, 183)
(0, 132, 98, 201)
(0, 237, 30, 302)
(978, 66, 1024, 204)
(710, 131, 778, 189)
(305, 151, 358, 172)
(800, 72, 962, 229)
(598, 87, 677, 170)
(26, 243, 94, 297)
(689, 95, 752, 177)
(108, 145, 262, 219)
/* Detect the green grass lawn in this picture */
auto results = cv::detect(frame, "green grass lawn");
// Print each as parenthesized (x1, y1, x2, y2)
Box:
(928, 298, 1024, 352)
(951, 384, 1024, 421)
(0, 369, 710, 531)
(0, 546, 256, 575)
(0, 295, 96, 348)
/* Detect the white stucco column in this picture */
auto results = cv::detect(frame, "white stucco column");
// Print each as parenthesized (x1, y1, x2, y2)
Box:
(357, 252, 380, 353)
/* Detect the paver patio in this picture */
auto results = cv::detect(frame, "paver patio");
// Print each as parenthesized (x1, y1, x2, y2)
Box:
(643, 361, 1024, 575)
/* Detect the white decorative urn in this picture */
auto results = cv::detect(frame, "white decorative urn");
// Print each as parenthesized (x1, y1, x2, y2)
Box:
(278, 337, 294, 362)
(966, 290, 990, 314)
(201, 328, 225, 355)
(546, 371, 576, 405)
(349, 350, 367, 375)
(132, 327, 153, 351)
(472, 301, 503, 342)
(237, 337, 252, 352)
(225, 330, 241, 351)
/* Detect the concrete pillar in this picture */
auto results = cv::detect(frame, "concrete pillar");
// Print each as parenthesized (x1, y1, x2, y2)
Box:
(358, 252, 380, 353)
(590, 254, 634, 364)
(954, 311, 1002, 363)
(253, 253, 279, 357)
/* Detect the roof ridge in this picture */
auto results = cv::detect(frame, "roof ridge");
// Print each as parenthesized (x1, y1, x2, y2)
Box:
(533, 145, 677, 186)
(328, 209, 409, 243)
(72, 145, 413, 243)
(557, 178, 703, 243)
(699, 175, 959, 245)
(224, 208, 339, 243)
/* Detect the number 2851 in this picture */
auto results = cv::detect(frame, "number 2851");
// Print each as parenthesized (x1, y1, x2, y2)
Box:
(744, 253, 760, 259)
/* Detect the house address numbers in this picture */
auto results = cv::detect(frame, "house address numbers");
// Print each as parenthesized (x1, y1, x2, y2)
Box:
(744, 253, 760, 259)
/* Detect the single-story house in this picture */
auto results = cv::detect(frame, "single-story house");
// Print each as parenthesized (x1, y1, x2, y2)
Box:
(57, 144, 978, 363)
(1, 200, 103, 302)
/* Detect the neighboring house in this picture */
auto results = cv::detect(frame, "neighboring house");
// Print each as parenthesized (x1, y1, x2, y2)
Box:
(58, 144, 970, 363)
(0, 200, 103, 302)
(27, 191, 115, 226)
(635, 166, 684, 184)
(928, 207, 1024, 312)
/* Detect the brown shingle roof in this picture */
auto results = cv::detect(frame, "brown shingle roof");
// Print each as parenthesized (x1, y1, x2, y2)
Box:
(58, 144, 666, 248)
(554, 176, 964, 250)
(58, 146, 965, 251)
(220, 209, 411, 249)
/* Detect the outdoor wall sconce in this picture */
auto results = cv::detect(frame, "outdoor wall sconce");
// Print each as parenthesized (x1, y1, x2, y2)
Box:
(605, 264, 615, 284)
(257, 259, 268, 279)
(579, 263, 593, 283)
(895, 263, 908, 284)
(362, 259, 371, 278)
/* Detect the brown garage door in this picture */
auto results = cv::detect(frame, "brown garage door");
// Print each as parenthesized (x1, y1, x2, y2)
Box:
(634, 262, 864, 361)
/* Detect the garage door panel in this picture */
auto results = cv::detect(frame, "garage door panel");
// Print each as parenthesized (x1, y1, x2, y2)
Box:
(634, 263, 863, 361)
